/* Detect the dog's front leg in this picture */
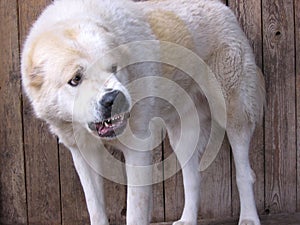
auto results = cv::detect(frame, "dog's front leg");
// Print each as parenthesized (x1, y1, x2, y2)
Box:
(124, 150, 152, 225)
(70, 148, 109, 225)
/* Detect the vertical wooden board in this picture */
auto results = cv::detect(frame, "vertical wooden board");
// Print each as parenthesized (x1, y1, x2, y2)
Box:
(103, 179, 127, 225)
(263, 0, 297, 214)
(0, 1, 27, 224)
(228, 0, 265, 216)
(199, 140, 231, 220)
(102, 148, 128, 225)
(59, 144, 90, 225)
(22, 116, 61, 225)
(295, 0, 300, 212)
(151, 143, 165, 223)
(163, 136, 184, 222)
(18, 1, 62, 224)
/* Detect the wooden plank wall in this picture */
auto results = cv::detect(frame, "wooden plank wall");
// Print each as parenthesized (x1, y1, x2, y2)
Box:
(0, 0, 299, 224)
(263, 0, 297, 214)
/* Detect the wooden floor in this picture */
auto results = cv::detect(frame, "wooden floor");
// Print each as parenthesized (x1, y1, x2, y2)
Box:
(151, 213, 300, 225)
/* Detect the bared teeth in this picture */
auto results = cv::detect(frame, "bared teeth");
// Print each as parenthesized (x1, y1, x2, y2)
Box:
(92, 112, 130, 137)
(98, 113, 126, 129)
(111, 114, 122, 122)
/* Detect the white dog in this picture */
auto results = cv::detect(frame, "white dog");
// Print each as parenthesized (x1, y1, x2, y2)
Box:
(21, 0, 265, 225)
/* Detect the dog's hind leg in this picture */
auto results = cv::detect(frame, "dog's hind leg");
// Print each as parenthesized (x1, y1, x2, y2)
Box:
(227, 123, 261, 225)
(172, 151, 201, 225)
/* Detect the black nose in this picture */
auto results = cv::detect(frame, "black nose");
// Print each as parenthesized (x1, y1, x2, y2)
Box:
(100, 89, 129, 116)
(100, 89, 121, 107)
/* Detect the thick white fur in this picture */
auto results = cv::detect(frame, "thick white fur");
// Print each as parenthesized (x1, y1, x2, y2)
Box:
(21, 0, 265, 225)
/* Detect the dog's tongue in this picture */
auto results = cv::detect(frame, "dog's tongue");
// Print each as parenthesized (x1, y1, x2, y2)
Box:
(97, 123, 110, 136)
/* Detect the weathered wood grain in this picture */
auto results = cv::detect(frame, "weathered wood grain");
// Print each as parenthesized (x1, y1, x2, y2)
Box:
(59, 144, 90, 225)
(263, 0, 297, 214)
(18, 0, 62, 224)
(199, 139, 231, 220)
(151, 142, 165, 223)
(228, 0, 265, 216)
(103, 178, 127, 225)
(163, 136, 184, 222)
(0, 1, 27, 224)
(103, 148, 127, 225)
(295, 0, 300, 213)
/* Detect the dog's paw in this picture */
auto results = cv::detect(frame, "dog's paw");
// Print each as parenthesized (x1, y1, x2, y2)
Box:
(173, 220, 195, 225)
(239, 219, 261, 225)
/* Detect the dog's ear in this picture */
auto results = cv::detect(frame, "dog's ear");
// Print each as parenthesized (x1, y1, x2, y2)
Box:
(22, 37, 46, 91)
(21, 35, 46, 91)
(27, 64, 44, 89)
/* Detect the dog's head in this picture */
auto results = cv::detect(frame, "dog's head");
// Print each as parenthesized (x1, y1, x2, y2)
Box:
(21, 19, 132, 139)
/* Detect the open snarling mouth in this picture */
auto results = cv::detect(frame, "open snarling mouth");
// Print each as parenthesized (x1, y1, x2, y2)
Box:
(88, 112, 130, 138)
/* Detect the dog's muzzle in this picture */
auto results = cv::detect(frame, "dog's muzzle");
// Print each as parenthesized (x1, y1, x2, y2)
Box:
(88, 89, 130, 139)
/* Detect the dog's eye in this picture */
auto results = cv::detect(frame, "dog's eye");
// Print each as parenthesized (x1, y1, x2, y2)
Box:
(68, 72, 83, 87)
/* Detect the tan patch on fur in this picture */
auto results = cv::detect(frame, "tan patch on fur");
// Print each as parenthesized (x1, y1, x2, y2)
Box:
(147, 10, 195, 78)
(63, 28, 78, 40)
(29, 66, 44, 89)
(24, 34, 49, 90)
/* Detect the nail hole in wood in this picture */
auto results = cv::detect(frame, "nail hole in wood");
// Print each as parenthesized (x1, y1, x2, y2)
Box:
(121, 208, 126, 217)
(265, 208, 270, 215)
